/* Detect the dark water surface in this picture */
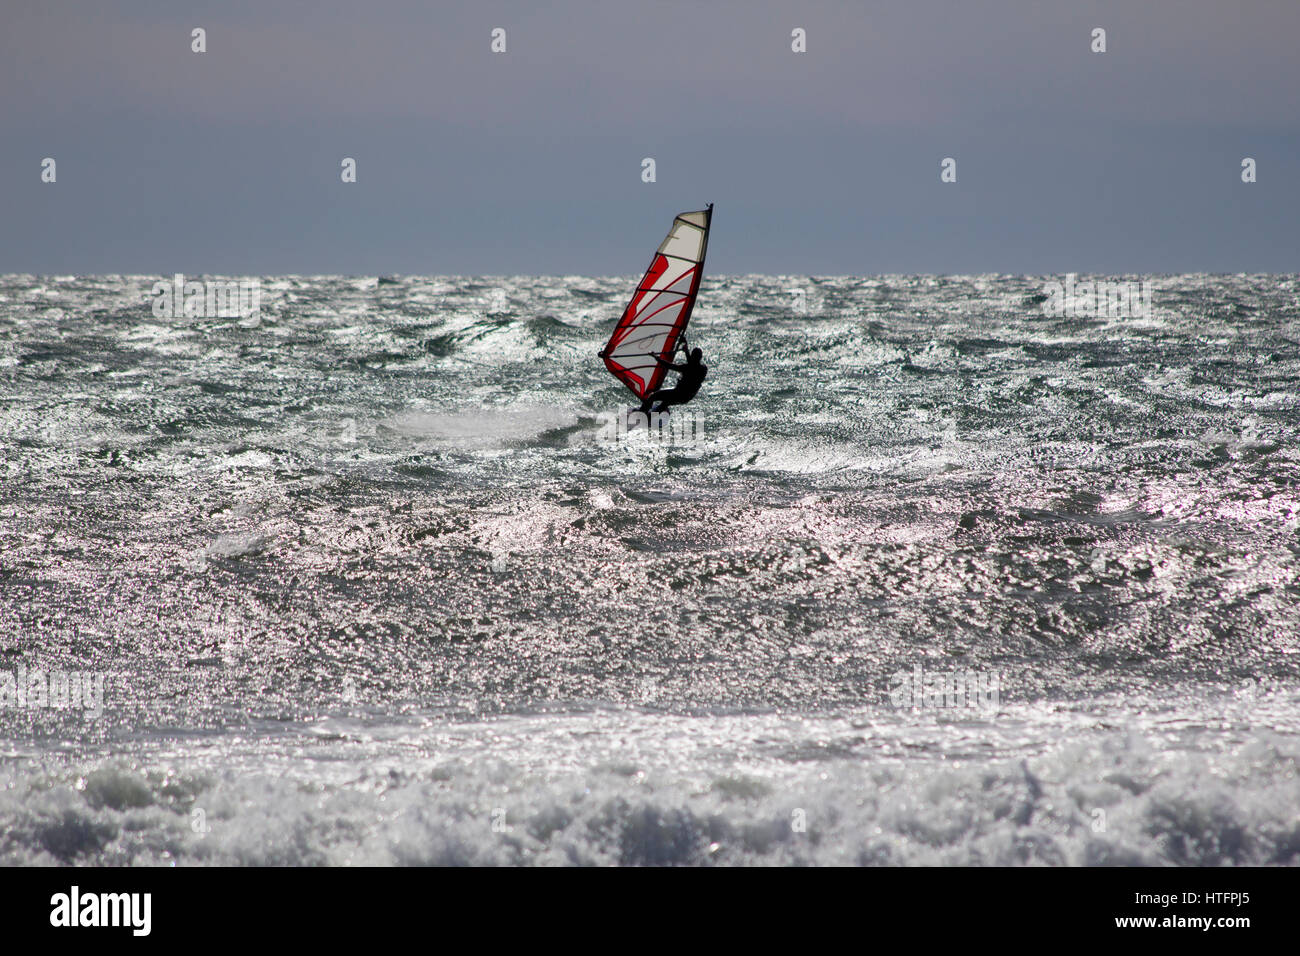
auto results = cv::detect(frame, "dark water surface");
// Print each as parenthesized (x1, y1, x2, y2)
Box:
(1, 273, 1298, 865)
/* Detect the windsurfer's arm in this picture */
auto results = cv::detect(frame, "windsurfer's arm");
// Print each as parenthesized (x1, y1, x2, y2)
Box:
(653, 354, 687, 372)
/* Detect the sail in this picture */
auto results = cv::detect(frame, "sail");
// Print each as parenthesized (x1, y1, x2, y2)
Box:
(600, 204, 712, 399)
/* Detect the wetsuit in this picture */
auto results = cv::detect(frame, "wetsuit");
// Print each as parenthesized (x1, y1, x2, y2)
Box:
(638, 347, 707, 415)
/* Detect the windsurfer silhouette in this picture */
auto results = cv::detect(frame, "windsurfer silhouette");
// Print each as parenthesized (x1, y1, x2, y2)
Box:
(637, 339, 707, 415)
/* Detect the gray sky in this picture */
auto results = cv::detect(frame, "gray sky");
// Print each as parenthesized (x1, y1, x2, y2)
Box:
(2, 0, 1297, 275)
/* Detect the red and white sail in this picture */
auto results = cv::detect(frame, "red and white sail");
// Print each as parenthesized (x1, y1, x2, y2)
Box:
(601, 204, 712, 399)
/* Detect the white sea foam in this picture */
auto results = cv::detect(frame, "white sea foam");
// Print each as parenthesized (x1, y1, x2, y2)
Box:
(388, 405, 576, 448)
(1, 688, 1297, 866)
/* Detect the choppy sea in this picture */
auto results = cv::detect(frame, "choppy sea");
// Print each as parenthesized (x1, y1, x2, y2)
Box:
(1, 273, 1298, 865)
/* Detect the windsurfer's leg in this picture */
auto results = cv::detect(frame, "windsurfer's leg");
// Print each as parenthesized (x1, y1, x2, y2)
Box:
(647, 387, 685, 412)
(654, 396, 687, 415)
(639, 387, 675, 414)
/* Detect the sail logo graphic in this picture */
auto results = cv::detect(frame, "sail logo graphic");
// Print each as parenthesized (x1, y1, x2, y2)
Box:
(597, 408, 704, 446)
(888, 664, 1000, 712)
(0, 665, 105, 718)
(151, 273, 261, 318)
(1041, 274, 1152, 318)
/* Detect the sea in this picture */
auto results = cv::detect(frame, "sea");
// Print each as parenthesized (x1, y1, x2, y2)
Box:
(1, 273, 1298, 865)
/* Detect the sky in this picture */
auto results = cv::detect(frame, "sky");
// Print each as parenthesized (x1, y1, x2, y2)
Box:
(2, 0, 1297, 275)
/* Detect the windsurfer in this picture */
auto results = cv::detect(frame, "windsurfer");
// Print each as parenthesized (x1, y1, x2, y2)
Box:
(637, 341, 707, 415)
